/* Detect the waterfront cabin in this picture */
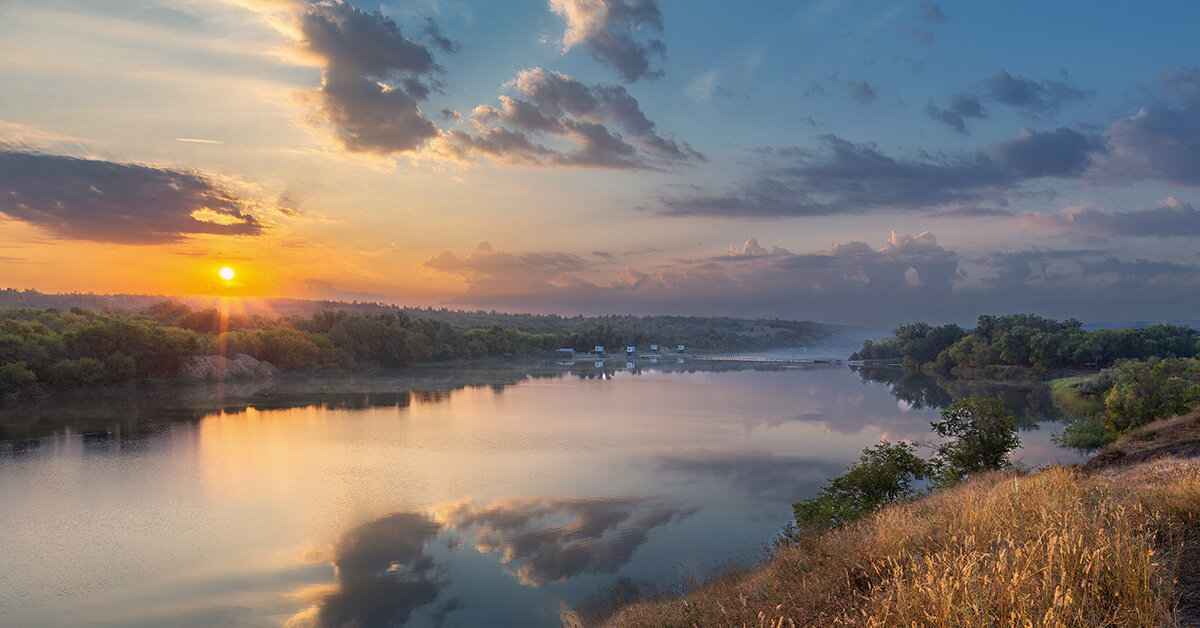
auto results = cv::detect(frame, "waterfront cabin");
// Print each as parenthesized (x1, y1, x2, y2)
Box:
(676, 345, 685, 354)
(625, 346, 636, 356)
(590, 346, 605, 356)
(650, 344, 658, 352)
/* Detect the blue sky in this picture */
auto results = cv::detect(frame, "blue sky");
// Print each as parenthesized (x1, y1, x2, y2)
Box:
(0, 0, 1198, 324)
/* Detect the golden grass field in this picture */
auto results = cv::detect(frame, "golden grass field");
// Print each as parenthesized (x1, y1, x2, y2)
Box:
(596, 457, 1200, 627)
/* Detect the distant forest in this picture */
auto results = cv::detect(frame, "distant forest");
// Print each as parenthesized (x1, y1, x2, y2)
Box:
(852, 314, 1200, 372)
(0, 294, 839, 394)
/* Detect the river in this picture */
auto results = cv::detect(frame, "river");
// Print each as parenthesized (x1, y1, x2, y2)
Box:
(0, 356, 1083, 627)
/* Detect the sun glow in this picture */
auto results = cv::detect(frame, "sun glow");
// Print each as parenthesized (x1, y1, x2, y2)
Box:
(219, 267, 235, 281)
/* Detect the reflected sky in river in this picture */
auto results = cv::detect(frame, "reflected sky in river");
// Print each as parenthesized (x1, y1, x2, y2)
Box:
(0, 359, 1083, 627)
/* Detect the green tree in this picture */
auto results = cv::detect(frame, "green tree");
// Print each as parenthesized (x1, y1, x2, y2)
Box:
(793, 441, 931, 529)
(931, 397, 1020, 480)
(0, 362, 37, 394)
(1104, 358, 1200, 432)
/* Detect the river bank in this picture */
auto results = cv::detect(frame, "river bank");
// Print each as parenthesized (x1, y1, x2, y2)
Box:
(594, 410, 1200, 627)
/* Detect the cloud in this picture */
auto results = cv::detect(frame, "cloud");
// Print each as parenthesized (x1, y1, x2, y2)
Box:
(424, 240, 592, 294)
(1091, 67, 1200, 186)
(438, 68, 702, 169)
(927, 70, 1092, 133)
(0, 150, 264, 244)
(660, 128, 1100, 218)
(549, 0, 665, 82)
(440, 496, 692, 586)
(846, 79, 878, 104)
(298, 1, 441, 155)
(426, 232, 961, 320)
(223, 0, 446, 155)
(983, 69, 1093, 116)
(926, 93, 985, 134)
(421, 17, 460, 54)
(1018, 197, 1200, 238)
(423, 234, 1200, 323)
(970, 247, 1200, 298)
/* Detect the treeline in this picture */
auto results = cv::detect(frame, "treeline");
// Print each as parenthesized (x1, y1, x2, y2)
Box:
(852, 314, 1200, 372)
(399, 309, 838, 351)
(0, 303, 836, 394)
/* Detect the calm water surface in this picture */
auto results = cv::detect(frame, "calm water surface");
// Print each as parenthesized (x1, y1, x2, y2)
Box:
(0, 358, 1082, 627)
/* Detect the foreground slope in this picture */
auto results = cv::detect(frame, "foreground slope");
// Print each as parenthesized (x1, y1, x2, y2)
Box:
(600, 458, 1200, 627)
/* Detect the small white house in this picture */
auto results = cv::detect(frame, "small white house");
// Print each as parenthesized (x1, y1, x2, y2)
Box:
(625, 346, 636, 355)
(591, 345, 604, 355)
(677, 345, 686, 353)
(650, 344, 658, 351)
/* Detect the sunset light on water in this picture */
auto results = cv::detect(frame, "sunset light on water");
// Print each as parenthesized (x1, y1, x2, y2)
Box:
(2, 1, 1200, 626)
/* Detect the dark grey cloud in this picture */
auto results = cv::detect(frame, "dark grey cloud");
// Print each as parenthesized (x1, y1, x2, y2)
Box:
(427, 232, 964, 322)
(0, 150, 264, 244)
(444, 496, 693, 585)
(846, 79, 878, 104)
(983, 69, 1093, 115)
(1091, 67, 1200, 186)
(660, 128, 1099, 218)
(926, 93, 985, 134)
(299, 1, 441, 154)
(549, 0, 665, 82)
(972, 248, 1200, 300)
(441, 68, 702, 169)
(421, 17, 460, 54)
(928, 69, 1092, 132)
(983, 127, 1098, 178)
(1020, 197, 1200, 238)
(425, 234, 1200, 324)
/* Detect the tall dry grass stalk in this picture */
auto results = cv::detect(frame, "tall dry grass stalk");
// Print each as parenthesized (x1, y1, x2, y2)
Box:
(600, 458, 1200, 627)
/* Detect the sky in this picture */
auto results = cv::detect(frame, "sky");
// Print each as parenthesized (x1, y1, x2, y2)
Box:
(1, 0, 1199, 325)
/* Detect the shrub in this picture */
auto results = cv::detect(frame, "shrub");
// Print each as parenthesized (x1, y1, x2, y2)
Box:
(931, 397, 1020, 480)
(46, 357, 108, 388)
(794, 441, 930, 529)
(1104, 357, 1200, 432)
(0, 362, 37, 393)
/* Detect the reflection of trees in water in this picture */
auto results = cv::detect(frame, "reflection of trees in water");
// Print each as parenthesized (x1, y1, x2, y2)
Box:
(0, 360, 832, 446)
(852, 366, 1065, 428)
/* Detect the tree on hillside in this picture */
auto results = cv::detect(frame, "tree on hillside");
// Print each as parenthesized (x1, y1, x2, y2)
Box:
(931, 397, 1020, 480)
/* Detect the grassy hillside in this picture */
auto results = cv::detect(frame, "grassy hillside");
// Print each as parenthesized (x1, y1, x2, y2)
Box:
(594, 456, 1200, 627)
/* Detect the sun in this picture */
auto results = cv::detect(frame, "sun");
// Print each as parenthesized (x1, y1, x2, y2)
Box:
(219, 267, 235, 281)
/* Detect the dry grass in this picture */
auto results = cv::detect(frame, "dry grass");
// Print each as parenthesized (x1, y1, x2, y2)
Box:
(599, 458, 1200, 627)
